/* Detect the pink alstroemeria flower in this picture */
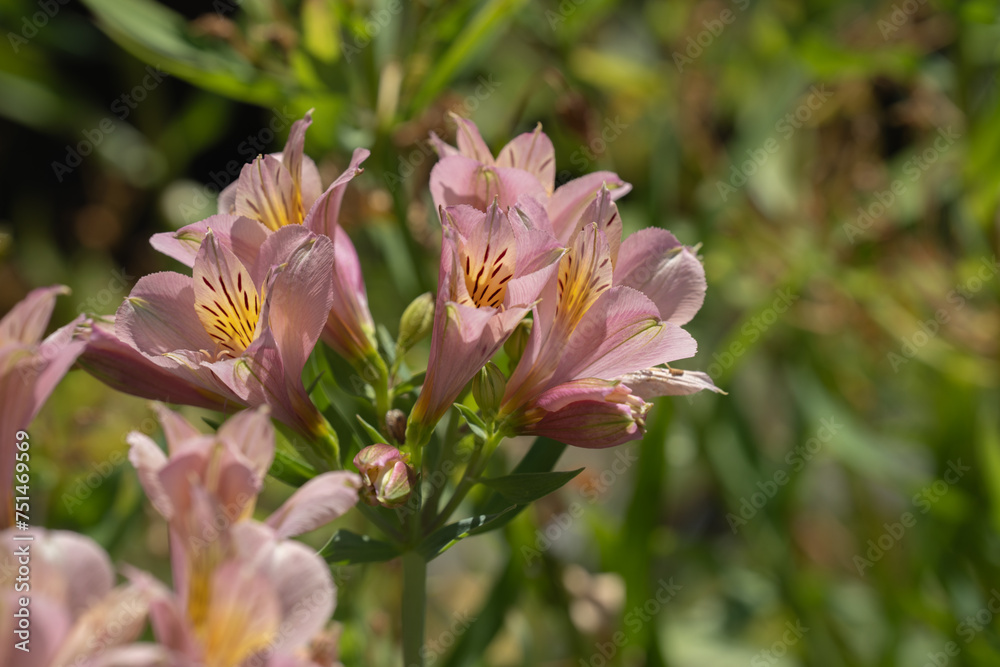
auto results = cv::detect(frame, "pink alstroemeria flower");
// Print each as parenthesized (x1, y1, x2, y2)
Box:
(498, 222, 707, 448)
(0, 286, 84, 529)
(0, 528, 165, 667)
(429, 116, 631, 241)
(99, 226, 335, 440)
(145, 520, 340, 667)
(152, 113, 381, 375)
(406, 200, 562, 447)
(127, 405, 360, 619)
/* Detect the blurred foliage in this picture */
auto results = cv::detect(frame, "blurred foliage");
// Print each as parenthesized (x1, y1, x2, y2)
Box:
(1, 0, 999, 665)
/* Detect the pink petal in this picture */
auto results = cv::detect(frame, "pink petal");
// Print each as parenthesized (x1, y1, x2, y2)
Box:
(0, 285, 69, 345)
(231, 522, 336, 651)
(554, 286, 696, 384)
(453, 116, 493, 162)
(151, 403, 202, 454)
(281, 111, 313, 203)
(217, 406, 275, 481)
(496, 124, 556, 194)
(235, 155, 300, 230)
(50, 584, 152, 667)
(429, 131, 459, 158)
(150, 215, 269, 269)
(614, 228, 706, 325)
(116, 272, 215, 356)
(618, 367, 725, 397)
(76, 318, 235, 411)
(302, 147, 370, 238)
(430, 156, 547, 212)
(548, 172, 631, 243)
(259, 227, 335, 380)
(126, 431, 173, 518)
(266, 471, 361, 538)
(523, 399, 645, 449)
(569, 186, 622, 267)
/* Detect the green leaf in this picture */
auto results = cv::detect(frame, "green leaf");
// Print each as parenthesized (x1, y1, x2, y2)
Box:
(472, 437, 567, 533)
(453, 403, 487, 440)
(355, 414, 385, 445)
(269, 449, 317, 488)
(480, 468, 584, 505)
(80, 0, 298, 107)
(418, 507, 516, 560)
(321, 529, 399, 565)
(409, 0, 529, 113)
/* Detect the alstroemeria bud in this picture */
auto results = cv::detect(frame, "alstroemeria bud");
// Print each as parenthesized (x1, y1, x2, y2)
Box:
(472, 362, 506, 421)
(353, 444, 415, 508)
(503, 319, 531, 368)
(397, 292, 435, 354)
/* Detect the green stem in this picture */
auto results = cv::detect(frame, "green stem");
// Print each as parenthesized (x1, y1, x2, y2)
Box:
(401, 550, 427, 667)
(357, 504, 405, 543)
(426, 429, 503, 533)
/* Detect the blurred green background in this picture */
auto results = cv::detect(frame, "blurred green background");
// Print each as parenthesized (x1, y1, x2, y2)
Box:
(1, 0, 998, 665)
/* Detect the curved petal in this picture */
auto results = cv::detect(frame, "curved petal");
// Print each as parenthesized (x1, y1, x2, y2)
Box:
(230, 522, 336, 652)
(496, 124, 556, 195)
(149, 214, 268, 268)
(266, 471, 361, 539)
(0, 285, 68, 345)
(127, 431, 173, 519)
(260, 228, 336, 379)
(548, 172, 630, 243)
(554, 286, 696, 385)
(614, 228, 706, 326)
(523, 399, 646, 449)
(235, 155, 300, 231)
(217, 406, 275, 481)
(76, 318, 235, 411)
(430, 157, 546, 213)
(302, 147, 370, 238)
(618, 367, 725, 397)
(117, 272, 215, 356)
(452, 116, 493, 163)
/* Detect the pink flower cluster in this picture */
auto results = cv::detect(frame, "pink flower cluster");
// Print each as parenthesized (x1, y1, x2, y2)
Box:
(0, 406, 359, 667)
(410, 117, 721, 448)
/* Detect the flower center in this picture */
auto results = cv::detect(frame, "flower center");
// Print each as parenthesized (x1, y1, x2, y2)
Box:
(194, 259, 262, 357)
(460, 241, 514, 309)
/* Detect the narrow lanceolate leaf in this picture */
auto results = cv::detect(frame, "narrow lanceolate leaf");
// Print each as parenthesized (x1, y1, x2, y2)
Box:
(320, 529, 399, 565)
(453, 403, 488, 440)
(418, 507, 516, 560)
(355, 414, 386, 445)
(480, 468, 584, 505)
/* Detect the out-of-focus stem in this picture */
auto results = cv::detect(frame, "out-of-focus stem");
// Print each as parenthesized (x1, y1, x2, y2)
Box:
(401, 550, 427, 667)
